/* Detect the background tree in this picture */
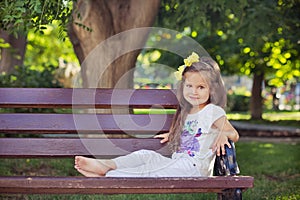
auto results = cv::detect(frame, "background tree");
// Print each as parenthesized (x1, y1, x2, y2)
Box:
(68, 0, 161, 88)
(0, 31, 26, 73)
(0, 0, 161, 88)
(156, 0, 300, 119)
(223, 0, 300, 119)
(0, 0, 73, 73)
(0, 22, 77, 88)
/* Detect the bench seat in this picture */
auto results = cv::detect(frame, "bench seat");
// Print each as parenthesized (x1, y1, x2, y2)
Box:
(0, 176, 254, 194)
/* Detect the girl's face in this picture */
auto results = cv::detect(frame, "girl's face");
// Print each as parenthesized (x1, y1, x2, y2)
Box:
(183, 71, 210, 111)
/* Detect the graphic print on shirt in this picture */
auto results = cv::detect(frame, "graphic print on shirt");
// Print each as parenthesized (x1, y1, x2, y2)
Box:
(179, 119, 203, 157)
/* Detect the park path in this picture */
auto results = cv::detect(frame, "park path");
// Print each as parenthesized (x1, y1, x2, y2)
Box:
(231, 121, 300, 144)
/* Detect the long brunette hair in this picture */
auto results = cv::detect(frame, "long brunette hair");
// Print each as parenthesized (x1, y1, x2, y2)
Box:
(168, 56, 227, 152)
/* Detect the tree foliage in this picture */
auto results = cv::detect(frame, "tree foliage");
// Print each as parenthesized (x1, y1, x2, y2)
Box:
(0, 21, 78, 88)
(0, 64, 61, 88)
(0, 0, 73, 38)
(155, 0, 299, 118)
(157, 0, 299, 86)
(25, 21, 78, 68)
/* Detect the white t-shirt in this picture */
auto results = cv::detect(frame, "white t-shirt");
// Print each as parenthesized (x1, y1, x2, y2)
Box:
(173, 104, 226, 176)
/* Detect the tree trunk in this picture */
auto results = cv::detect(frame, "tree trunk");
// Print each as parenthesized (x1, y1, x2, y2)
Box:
(250, 72, 264, 119)
(68, 0, 161, 88)
(0, 31, 27, 73)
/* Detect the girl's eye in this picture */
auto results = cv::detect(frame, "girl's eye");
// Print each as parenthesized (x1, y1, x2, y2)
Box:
(186, 84, 192, 88)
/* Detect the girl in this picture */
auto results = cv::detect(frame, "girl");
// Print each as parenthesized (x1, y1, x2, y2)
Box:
(74, 52, 239, 177)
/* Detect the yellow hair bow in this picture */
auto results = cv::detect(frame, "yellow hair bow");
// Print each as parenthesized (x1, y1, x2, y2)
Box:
(174, 52, 200, 80)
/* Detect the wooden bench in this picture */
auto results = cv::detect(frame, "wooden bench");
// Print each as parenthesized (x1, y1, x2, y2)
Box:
(0, 88, 254, 199)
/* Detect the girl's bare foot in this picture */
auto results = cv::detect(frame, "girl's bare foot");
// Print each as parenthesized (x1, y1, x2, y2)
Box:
(74, 156, 115, 176)
(74, 165, 101, 177)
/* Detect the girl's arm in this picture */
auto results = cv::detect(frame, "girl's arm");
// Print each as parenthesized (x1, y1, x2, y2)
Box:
(211, 116, 239, 156)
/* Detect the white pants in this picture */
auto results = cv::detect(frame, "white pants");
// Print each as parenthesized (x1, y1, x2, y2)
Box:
(105, 149, 202, 177)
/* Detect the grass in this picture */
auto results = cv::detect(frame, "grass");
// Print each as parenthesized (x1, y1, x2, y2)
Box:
(236, 142, 300, 199)
(227, 110, 300, 128)
(0, 141, 299, 200)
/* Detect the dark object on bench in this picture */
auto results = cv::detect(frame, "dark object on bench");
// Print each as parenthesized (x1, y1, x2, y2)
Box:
(214, 140, 240, 176)
(0, 88, 254, 199)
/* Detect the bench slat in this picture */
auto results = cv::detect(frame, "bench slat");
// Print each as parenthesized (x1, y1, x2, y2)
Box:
(0, 88, 178, 108)
(0, 113, 172, 134)
(0, 138, 171, 157)
(0, 176, 254, 194)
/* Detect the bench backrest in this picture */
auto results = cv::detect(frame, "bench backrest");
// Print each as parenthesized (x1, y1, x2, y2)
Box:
(0, 88, 178, 158)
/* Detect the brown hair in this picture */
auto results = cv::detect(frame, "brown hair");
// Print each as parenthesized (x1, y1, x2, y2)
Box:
(168, 56, 226, 152)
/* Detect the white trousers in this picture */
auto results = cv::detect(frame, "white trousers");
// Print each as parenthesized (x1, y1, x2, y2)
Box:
(105, 149, 202, 177)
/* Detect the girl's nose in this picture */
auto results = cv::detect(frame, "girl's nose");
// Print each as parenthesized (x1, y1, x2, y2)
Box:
(192, 87, 198, 94)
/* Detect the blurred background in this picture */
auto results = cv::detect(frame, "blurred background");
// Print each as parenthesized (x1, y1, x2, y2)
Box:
(0, 1, 299, 199)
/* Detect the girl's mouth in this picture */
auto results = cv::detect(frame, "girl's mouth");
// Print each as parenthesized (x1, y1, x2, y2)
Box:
(189, 96, 199, 100)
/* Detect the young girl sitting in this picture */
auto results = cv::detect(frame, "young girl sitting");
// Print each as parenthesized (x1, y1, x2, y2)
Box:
(74, 52, 239, 177)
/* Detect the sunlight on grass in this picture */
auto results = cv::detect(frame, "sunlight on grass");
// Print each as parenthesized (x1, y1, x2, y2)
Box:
(227, 111, 299, 128)
(258, 143, 276, 154)
(263, 112, 300, 121)
(226, 113, 251, 120)
(134, 108, 176, 114)
(259, 143, 274, 148)
(227, 111, 300, 121)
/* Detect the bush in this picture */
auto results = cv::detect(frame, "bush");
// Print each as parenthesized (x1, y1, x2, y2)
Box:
(227, 94, 250, 112)
(0, 65, 61, 88)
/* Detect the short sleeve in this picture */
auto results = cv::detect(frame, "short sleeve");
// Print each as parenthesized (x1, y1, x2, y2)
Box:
(197, 104, 226, 133)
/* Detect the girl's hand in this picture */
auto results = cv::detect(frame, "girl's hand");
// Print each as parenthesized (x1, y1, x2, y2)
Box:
(211, 133, 231, 156)
(211, 116, 239, 156)
(154, 133, 169, 143)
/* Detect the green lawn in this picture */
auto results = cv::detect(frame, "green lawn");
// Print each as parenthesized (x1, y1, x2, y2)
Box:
(0, 141, 299, 200)
(227, 111, 300, 128)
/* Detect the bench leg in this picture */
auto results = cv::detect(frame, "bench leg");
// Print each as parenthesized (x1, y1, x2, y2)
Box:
(218, 188, 242, 200)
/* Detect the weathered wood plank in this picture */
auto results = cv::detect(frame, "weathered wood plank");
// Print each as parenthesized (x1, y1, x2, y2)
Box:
(0, 88, 178, 108)
(0, 138, 171, 157)
(0, 176, 254, 194)
(0, 113, 173, 134)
